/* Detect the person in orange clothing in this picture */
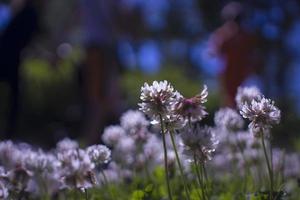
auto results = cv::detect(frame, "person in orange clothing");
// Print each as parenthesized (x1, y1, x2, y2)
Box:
(209, 2, 262, 107)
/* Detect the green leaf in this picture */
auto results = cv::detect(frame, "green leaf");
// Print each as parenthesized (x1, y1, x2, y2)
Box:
(131, 190, 145, 200)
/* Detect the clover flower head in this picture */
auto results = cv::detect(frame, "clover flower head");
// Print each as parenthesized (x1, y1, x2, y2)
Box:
(152, 114, 187, 130)
(139, 80, 181, 120)
(214, 107, 244, 131)
(8, 164, 33, 192)
(120, 110, 149, 132)
(0, 181, 8, 199)
(284, 153, 300, 178)
(56, 138, 79, 152)
(181, 125, 218, 163)
(144, 135, 162, 160)
(86, 144, 111, 165)
(25, 150, 59, 172)
(240, 97, 281, 137)
(235, 86, 262, 109)
(102, 125, 126, 146)
(0, 141, 24, 168)
(174, 85, 208, 122)
(59, 149, 95, 189)
(115, 137, 135, 154)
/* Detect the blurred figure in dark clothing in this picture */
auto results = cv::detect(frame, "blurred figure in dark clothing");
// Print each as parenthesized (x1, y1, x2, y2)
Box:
(0, 0, 39, 138)
(80, 0, 123, 144)
(209, 2, 262, 107)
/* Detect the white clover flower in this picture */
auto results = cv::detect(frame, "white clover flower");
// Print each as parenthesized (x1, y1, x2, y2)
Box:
(139, 80, 181, 120)
(167, 150, 176, 167)
(0, 141, 24, 168)
(25, 150, 48, 171)
(214, 107, 244, 131)
(159, 114, 187, 130)
(102, 125, 126, 146)
(86, 144, 111, 165)
(235, 86, 262, 109)
(59, 149, 96, 189)
(0, 181, 8, 199)
(112, 137, 136, 166)
(25, 150, 61, 173)
(0, 167, 7, 180)
(120, 110, 149, 132)
(8, 165, 33, 192)
(174, 85, 208, 122)
(144, 135, 163, 161)
(272, 148, 285, 172)
(284, 153, 300, 178)
(115, 137, 135, 154)
(56, 138, 79, 152)
(240, 97, 281, 137)
(235, 131, 258, 149)
(181, 125, 218, 163)
(212, 153, 232, 171)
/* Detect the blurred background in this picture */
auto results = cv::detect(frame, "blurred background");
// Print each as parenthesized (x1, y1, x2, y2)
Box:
(0, 0, 299, 149)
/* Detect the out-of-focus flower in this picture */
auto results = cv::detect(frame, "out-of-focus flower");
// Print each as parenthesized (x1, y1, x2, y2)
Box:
(174, 85, 208, 122)
(56, 138, 79, 152)
(86, 145, 111, 165)
(161, 114, 187, 130)
(235, 86, 262, 109)
(102, 125, 126, 146)
(0, 141, 24, 168)
(240, 97, 281, 137)
(284, 153, 300, 178)
(115, 137, 135, 155)
(120, 110, 150, 141)
(0, 181, 8, 199)
(25, 150, 60, 173)
(181, 125, 218, 163)
(144, 135, 162, 161)
(58, 149, 95, 189)
(139, 80, 181, 121)
(214, 107, 244, 131)
(272, 148, 285, 172)
(8, 164, 33, 192)
(120, 110, 149, 133)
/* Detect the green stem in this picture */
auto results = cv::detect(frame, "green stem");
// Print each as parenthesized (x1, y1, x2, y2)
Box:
(202, 162, 211, 198)
(194, 153, 207, 200)
(101, 170, 116, 200)
(261, 134, 274, 200)
(236, 141, 252, 192)
(160, 114, 173, 200)
(200, 162, 209, 200)
(202, 162, 208, 184)
(169, 130, 191, 200)
(84, 188, 89, 200)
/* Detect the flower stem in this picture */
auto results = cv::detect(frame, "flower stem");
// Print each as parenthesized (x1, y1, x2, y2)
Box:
(169, 130, 191, 200)
(194, 153, 207, 200)
(84, 188, 89, 200)
(202, 162, 208, 183)
(101, 170, 116, 200)
(159, 114, 173, 200)
(236, 142, 252, 192)
(261, 134, 274, 200)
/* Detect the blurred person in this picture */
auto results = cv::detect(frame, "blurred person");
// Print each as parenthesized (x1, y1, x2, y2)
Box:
(80, 0, 123, 144)
(208, 2, 262, 107)
(0, 0, 39, 139)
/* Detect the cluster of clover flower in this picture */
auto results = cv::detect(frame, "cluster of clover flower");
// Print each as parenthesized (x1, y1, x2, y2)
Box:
(136, 80, 298, 200)
(0, 138, 111, 199)
(0, 80, 299, 199)
(100, 110, 175, 182)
